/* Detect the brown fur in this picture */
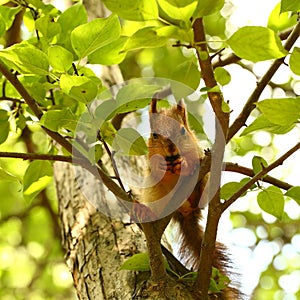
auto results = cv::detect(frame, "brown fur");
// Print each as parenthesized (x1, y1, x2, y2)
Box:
(144, 98, 243, 299)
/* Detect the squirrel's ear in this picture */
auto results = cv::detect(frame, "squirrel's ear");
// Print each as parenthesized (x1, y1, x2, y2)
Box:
(150, 96, 158, 113)
(177, 99, 188, 125)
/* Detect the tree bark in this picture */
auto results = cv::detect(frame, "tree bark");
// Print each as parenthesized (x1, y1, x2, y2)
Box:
(54, 162, 148, 299)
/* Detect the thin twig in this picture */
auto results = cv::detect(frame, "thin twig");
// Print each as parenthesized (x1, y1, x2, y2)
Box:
(0, 151, 75, 163)
(98, 130, 127, 192)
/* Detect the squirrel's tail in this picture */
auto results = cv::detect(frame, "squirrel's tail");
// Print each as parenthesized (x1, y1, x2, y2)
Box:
(172, 208, 244, 299)
(172, 208, 204, 270)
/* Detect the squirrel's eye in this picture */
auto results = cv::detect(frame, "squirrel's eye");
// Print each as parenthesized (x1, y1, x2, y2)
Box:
(152, 133, 159, 139)
(180, 126, 186, 135)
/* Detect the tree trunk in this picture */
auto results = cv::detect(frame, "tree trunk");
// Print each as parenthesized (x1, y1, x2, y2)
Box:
(54, 162, 148, 299)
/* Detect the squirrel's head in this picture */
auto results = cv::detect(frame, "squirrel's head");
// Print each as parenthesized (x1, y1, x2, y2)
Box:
(148, 97, 200, 174)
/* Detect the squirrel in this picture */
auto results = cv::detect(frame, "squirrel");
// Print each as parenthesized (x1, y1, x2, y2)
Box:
(137, 97, 242, 299)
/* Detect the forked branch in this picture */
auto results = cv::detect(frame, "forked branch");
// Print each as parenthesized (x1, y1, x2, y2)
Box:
(222, 142, 300, 211)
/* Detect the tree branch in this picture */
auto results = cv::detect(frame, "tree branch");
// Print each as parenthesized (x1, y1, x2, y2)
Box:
(0, 151, 74, 162)
(193, 18, 229, 298)
(193, 18, 229, 135)
(225, 162, 293, 191)
(227, 21, 300, 141)
(0, 61, 132, 205)
(222, 142, 300, 211)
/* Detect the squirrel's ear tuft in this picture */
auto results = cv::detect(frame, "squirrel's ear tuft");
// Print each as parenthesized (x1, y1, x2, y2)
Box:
(150, 95, 158, 113)
(177, 99, 186, 111)
(177, 99, 188, 125)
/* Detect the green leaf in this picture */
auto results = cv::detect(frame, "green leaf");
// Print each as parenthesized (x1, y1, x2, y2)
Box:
(100, 121, 117, 145)
(48, 45, 73, 72)
(156, 24, 193, 42)
(0, 43, 49, 75)
(119, 253, 150, 271)
(214, 67, 231, 86)
(0, 167, 20, 182)
(23, 161, 53, 202)
(171, 60, 200, 90)
(157, 0, 197, 22)
(210, 267, 230, 293)
(290, 47, 300, 76)
(88, 144, 103, 164)
(257, 186, 285, 219)
(60, 74, 99, 104)
(194, 0, 224, 17)
(280, 0, 300, 13)
(71, 14, 121, 60)
(122, 27, 168, 52)
(227, 26, 288, 62)
(23, 81, 47, 106)
(35, 15, 61, 41)
(268, 3, 297, 31)
(16, 114, 27, 130)
(94, 100, 118, 122)
(102, 0, 158, 21)
(0, 6, 22, 36)
(204, 12, 226, 37)
(0, 20, 5, 38)
(252, 156, 268, 175)
(113, 128, 147, 156)
(57, 3, 88, 52)
(0, 109, 9, 144)
(220, 178, 250, 200)
(181, 271, 197, 281)
(57, 3, 87, 31)
(241, 115, 295, 136)
(120, 252, 169, 272)
(116, 83, 159, 105)
(285, 186, 300, 205)
(88, 36, 128, 65)
(40, 108, 77, 132)
(111, 83, 161, 115)
(221, 100, 230, 113)
(257, 98, 300, 126)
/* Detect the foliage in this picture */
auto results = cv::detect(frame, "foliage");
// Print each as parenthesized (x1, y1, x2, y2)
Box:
(0, 0, 299, 299)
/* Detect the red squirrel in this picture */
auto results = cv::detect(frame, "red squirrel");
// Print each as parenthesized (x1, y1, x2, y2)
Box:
(138, 97, 242, 299)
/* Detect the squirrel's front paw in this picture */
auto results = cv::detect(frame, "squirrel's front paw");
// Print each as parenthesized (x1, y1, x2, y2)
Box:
(149, 154, 168, 179)
(173, 157, 197, 176)
(130, 200, 157, 223)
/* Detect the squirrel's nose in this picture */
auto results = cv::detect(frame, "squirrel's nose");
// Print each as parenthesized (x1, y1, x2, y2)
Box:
(166, 154, 180, 163)
(165, 139, 178, 156)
